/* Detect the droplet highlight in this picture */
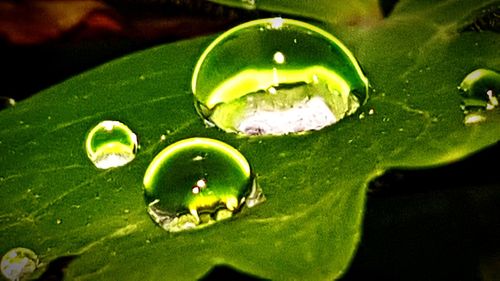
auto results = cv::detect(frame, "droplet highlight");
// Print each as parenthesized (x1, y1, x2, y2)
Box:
(143, 137, 264, 232)
(1, 248, 38, 281)
(459, 68, 500, 124)
(85, 120, 138, 169)
(192, 18, 369, 135)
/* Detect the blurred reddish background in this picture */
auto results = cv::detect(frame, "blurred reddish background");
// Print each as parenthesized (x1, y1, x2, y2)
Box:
(0, 0, 257, 103)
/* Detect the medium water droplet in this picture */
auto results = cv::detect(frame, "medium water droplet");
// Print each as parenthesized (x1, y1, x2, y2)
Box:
(143, 138, 264, 232)
(192, 18, 369, 136)
(85, 121, 138, 169)
(1, 248, 38, 281)
(459, 68, 500, 124)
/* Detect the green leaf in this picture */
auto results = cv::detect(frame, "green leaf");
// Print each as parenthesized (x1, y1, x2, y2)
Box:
(209, 0, 383, 26)
(0, 0, 499, 280)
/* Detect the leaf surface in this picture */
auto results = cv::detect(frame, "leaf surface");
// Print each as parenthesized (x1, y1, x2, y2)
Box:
(0, 0, 498, 280)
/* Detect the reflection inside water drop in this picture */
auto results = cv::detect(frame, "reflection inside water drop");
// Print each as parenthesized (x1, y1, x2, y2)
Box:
(143, 138, 264, 233)
(85, 120, 138, 169)
(1, 248, 38, 281)
(192, 18, 368, 135)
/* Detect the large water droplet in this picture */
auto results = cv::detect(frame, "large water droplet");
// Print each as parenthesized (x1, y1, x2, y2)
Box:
(192, 18, 369, 135)
(85, 120, 138, 169)
(143, 138, 264, 232)
(459, 68, 500, 124)
(1, 248, 38, 281)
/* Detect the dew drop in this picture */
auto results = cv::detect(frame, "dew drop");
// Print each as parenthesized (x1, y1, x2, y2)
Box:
(143, 138, 264, 232)
(1, 248, 38, 281)
(241, 0, 256, 9)
(0, 96, 16, 110)
(85, 120, 138, 169)
(459, 68, 500, 124)
(192, 18, 369, 136)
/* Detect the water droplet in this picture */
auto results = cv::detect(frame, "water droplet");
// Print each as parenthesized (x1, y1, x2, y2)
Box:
(241, 0, 256, 9)
(1, 248, 38, 281)
(192, 18, 369, 136)
(143, 138, 264, 232)
(459, 68, 500, 124)
(85, 121, 138, 169)
(0, 96, 15, 110)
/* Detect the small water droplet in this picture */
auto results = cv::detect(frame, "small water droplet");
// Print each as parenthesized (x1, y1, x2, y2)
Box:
(85, 120, 138, 169)
(459, 68, 500, 124)
(241, 0, 256, 9)
(192, 18, 368, 136)
(143, 138, 264, 232)
(0, 96, 16, 110)
(56, 219, 62, 224)
(1, 248, 38, 281)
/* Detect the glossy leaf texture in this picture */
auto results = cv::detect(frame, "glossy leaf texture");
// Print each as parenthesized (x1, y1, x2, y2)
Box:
(0, 0, 499, 280)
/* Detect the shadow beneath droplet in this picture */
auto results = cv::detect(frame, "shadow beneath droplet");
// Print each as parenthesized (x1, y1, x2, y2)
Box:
(36, 255, 78, 281)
